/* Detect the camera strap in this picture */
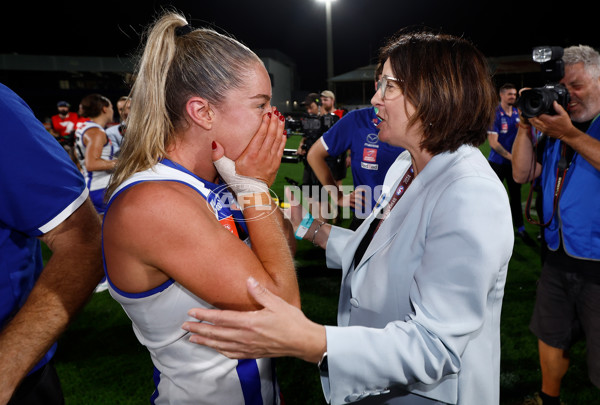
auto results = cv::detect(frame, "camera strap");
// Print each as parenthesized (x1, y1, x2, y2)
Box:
(526, 142, 571, 227)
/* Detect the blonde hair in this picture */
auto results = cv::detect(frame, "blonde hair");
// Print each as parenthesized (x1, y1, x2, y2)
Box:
(107, 11, 262, 197)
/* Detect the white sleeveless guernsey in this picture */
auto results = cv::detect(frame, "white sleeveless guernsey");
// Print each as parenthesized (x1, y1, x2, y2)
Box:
(74, 121, 116, 191)
(103, 160, 280, 405)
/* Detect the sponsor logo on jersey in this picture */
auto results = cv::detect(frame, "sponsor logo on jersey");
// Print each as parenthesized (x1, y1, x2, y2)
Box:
(363, 148, 378, 162)
(361, 162, 379, 170)
(366, 133, 380, 144)
(219, 215, 239, 237)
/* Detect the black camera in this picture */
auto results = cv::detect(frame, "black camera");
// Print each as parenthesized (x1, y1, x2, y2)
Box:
(298, 113, 339, 161)
(516, 46, 570, 118)
(280, 112, 339, 164)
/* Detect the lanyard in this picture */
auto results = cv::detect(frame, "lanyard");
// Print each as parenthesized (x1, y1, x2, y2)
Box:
(525, 143, 571, 227)
(353, 165, 414, 266)
(374, 165, 415, 233)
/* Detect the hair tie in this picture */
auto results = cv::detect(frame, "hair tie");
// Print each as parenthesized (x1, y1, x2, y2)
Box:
(175, 24, 194, 37)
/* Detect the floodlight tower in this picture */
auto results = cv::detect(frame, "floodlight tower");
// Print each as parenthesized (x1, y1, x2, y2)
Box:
(317, 0, 337, 87)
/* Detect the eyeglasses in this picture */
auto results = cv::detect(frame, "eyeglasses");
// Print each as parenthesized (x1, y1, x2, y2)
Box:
(376, 76, 402, 99)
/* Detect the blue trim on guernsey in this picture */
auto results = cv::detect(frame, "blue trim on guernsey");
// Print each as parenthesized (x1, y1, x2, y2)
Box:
(86, 170, 93, 190)
(150, 367, 161, 405)
(108, 273, 175, 299)
(101, 179, 175, 299)
(161, 158, 249, 235)
(101, 160, 248, 297)
(101, 161, 270, 403)
(80, 121, 113, 188)
(236, 359, 264, 405)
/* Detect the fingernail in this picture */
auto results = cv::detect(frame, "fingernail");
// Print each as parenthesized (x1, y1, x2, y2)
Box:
(267, 112, 272, 118)
(211, 141, 217, 150)
(248, 276, 259, 287)
(279, 115, 284, 122)
(283, 130, 288, 136)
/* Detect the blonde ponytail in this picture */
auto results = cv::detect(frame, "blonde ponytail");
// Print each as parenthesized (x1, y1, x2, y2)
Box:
(107, 11, 261, 198)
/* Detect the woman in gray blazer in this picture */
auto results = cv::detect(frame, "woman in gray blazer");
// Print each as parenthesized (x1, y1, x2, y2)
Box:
(184, 31, 514, 405)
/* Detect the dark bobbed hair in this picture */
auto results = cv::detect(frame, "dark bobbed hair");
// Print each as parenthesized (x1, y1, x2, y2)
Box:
(374, 59, 384, 81)
(79, 94, 111, 118)
(379, 30, 497, 155)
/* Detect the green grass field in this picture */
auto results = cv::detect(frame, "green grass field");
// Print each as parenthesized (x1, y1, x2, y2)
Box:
(49, 138, 599, 404)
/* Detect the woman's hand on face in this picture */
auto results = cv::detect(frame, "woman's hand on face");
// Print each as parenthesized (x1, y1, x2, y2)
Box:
(235, 109, 286, 187)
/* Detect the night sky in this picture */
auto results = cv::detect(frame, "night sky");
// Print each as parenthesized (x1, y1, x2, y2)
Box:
(2, 0, 596, 91)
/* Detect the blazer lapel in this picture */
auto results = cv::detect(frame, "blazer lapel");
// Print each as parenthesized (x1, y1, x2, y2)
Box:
(353, 178, 422, 271)
(352, 146, 472, 271)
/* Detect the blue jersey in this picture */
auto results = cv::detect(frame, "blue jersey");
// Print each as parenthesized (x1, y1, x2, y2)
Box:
(541, 115, 600, 260)
(0, 83, 87, 372)
(488, 105, 520, 165)
(321, 107, 404, 216)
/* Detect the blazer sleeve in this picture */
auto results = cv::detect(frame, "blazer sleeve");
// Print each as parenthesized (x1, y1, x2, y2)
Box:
(321, 174, 513, 404)
(325, 226, 355, 269)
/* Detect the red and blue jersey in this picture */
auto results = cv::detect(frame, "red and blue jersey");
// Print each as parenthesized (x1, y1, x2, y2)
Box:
(50, 112, 79, 145)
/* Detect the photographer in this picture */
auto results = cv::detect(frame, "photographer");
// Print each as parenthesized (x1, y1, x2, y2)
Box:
(512, 45, 600, 405)
(296, 93, 339, 217)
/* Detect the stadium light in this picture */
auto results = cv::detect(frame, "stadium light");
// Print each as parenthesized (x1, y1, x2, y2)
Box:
(316, 0, 337, 87)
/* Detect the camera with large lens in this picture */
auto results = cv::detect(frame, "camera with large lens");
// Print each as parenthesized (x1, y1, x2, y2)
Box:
(280, 110, 340, 164)
(298, 113, 339, 162)
(516, 46, 570, 118)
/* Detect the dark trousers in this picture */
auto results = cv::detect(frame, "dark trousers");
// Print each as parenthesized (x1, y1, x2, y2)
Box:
(8, 362, 64, 405)
(489, 161, 524, 229)
(302, 164, 322, 198)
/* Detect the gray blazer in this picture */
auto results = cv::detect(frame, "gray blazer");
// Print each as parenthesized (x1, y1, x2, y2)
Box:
(321, 145, 514, 404)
